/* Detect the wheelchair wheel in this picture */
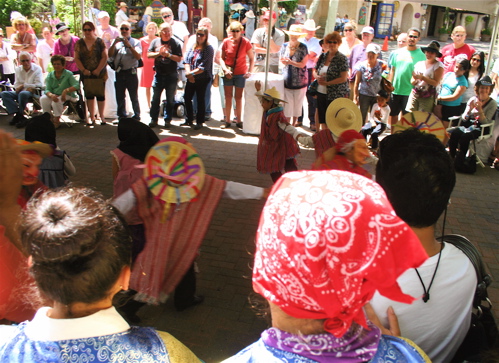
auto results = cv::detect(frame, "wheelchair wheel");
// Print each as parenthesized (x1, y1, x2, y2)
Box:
(76, 99, 86, 120)
(176, 104, 185, 118)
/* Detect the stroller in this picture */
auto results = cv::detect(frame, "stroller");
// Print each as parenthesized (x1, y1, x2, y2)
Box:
(160, 90, 185, 119)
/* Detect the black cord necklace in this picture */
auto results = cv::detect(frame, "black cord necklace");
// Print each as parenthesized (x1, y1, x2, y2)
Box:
(415, 242, 443, 303)
(414, 206, 448, 303)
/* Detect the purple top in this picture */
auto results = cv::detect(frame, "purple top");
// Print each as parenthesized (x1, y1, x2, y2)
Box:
(348, 43, 382, 82)
(53, 36, 80, 73)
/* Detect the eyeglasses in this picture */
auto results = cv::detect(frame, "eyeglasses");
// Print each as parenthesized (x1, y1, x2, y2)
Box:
(83, 28, 93, 32)
(408, 35, 419, 38)
(196, 33, 206, 36)
(20, 59, 30, 63)
(230, 30, 241, 33)
(471, 58, 481, 62)
(344, 29, 353, 32)
(120, 27, 129, 31)
(327, 41, 338, 44)
(162, 14, 172, 18)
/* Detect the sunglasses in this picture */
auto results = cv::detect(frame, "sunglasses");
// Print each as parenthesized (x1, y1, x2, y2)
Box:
(471, 58, 481, 62)
(408, 35, 419, 38)
(196, 33, 206, 36)
(83, 28, 93, 32)
(231, 30, 241, 33)
(120, 27, 129, 31)
(162, 14, 172, 18)
(344, 29, 353, 32)
(327, 41, 338, 44)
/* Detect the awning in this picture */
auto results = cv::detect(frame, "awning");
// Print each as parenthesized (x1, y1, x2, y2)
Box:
(418, 0, 498, 15)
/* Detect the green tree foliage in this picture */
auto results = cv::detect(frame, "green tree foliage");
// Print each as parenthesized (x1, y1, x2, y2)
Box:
(258, 0, 298, 15)
(0, 0, 32, 29)
(100, 0, 117, 26)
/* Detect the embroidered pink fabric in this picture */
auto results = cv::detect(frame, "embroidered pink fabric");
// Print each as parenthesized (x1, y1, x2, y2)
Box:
(253, 170, 428, 337)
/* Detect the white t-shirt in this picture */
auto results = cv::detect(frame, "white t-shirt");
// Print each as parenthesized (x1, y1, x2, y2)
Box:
(369, 103, 390, 125)
(300, 36, 321, 69)
(0, 42, 15, 74)
(317, 65, 327, 94)
(412, 60, 443, 92)
(178, 1, 188, 22)
(370, 242, 476, 363)
(250, 27, 285, 67)
(36, 39, 53, 73)
(115, 9, 129, 28)
(462, 72, 480, 104)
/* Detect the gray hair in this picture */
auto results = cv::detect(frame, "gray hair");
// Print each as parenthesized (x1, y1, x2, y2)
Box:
(340, 140, 357, 154)
(19, 51, 32, 61)
(161, 7, 172, 15)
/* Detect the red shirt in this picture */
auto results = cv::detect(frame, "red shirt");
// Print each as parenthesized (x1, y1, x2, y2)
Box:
(222, 37, 252, 75)
(440, 43, 476, 73)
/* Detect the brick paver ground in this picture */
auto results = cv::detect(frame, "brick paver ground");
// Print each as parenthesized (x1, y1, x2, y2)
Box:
(1, 36, 497, 363)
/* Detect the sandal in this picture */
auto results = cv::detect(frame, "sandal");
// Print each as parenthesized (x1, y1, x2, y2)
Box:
(221, 122, 231, 129)
(236, 122, 243, 129)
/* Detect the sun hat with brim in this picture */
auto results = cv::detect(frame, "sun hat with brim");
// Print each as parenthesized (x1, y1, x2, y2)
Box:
(284, 24, 306, 37)
(55, 22, 70, 35)
(302, 19, 321, 31)
(143, 136, 205, 219)
(326, 98, 362, 137)
(394, 111, 446, 143)
(245, 10, 255, 18)
(257, 87, 287, 104)
(421, 41, 442, 58)
(230, 3, 245, 11)
(15, 139, 53, 158)
(477, 75, 494, 87)
(119, 2, 128, 8)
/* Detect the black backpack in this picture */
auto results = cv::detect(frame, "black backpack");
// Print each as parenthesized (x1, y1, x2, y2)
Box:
(454, 151, 477, 174)
(436, 235, 498, 362)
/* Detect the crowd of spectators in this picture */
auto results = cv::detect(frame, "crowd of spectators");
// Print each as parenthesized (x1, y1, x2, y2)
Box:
(0, 4, 498, 362)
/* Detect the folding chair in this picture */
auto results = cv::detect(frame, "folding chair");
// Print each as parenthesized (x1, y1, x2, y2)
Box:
(447, 115, 496, 168)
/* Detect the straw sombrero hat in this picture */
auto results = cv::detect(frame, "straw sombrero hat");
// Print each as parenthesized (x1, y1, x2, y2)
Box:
(394, 111, 446, 142)
(257, 87, 287, 104)
(284, 24, 306, 37)
(326, 98, 362, 137)
(144, 137, 205, 218)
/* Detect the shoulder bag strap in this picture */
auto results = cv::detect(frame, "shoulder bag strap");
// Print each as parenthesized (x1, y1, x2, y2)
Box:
(438, 234, 492, 306)
(232, 38, 243, 69)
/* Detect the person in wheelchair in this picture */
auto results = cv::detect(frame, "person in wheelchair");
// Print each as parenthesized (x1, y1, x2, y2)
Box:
(448, 75, 497, 159)
(40, 55, 80, 129)
(0, 52, 43, 128)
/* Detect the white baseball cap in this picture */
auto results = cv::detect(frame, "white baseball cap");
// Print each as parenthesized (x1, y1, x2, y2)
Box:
(362, 26, 375, 34)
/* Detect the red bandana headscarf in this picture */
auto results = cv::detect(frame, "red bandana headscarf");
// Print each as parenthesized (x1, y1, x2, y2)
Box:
(335, 129, 365, 153)
(253, 170, 428, 338)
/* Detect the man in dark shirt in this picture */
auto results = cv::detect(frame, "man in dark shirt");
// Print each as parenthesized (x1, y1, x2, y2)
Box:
(148, 22, 183, 128)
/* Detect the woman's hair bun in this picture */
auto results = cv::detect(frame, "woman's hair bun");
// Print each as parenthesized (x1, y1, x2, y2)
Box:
(22, 188, 114, 263)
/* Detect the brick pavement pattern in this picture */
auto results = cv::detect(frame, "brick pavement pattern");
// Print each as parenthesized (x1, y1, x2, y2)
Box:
(0, 36, 497, 362)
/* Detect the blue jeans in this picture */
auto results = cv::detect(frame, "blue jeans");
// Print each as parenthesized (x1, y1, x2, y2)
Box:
(115, 70, 140, 119)
(1, 90, 36, 115)
(193, 76, 213, 117)
(150, 72, 178, 122)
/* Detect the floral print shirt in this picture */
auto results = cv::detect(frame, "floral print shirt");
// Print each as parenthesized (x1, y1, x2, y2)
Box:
(279, 42, 308, 89)
(315, 51, 349, 101)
